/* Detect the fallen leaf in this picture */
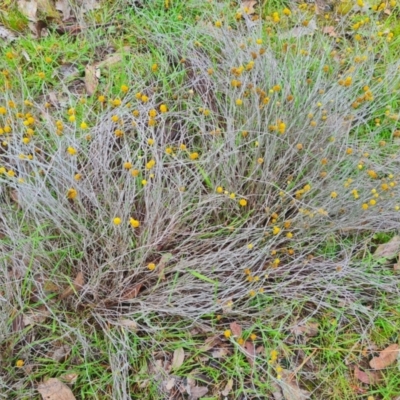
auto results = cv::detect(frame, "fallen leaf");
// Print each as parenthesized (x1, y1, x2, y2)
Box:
(280, 370, 311, 400)
(121, 283, 142, 300)
(230, 321, 242, 337)
(211, 346, 229, 358)
(322, 26, 337, 37)
(189, 385, 208, 400)
(369, 344, 399, 370)
(17, 0, 38, 21)
(373, 236, 400, 260)
(51, 344, 71, 362)
(244, 341, 256, 367)
(354, 366, 381, 385)
(59, 372, 78, 384)
(55, 0, 72, 20)
(171, 347, 185, 370)
(201, 335, 221, 351)
(291, 322, 319, 338)
(157, 252, 173, 280)
(23, 308, 50, 326)
(95, 53, 123, 69)
(37, 378, 76, 400)
(0, 25, 17, 41)
(221, 379, 233, 396)
(240, 0, 257, 15)
(119, 319, 138, 330)
(165, 378, 175, 391)
(60, 271, 84, 299)
(84, 65, 99, 96)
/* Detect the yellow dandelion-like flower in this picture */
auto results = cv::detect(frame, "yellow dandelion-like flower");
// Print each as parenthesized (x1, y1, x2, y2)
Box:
(130, 218, 140, 228)
(113, 217, 122, 225)
(216, 186, 223, 193)
(249, 289, 256, 296)
(160, 104, 168, 113)
(237, 337, 245, 345)
(165, 147, 173, 155)
(369, 199, 376, 206)
(121, 84, 129, 93)
(74, 173, 82, 181)
(123, 162, 132, 170)
(114, 129, 124, 137)
(224, 329, 232, 338)
(346, 148, 353, 155)
(141, 95, 149, 103)
(67, 188, 77, 199)
(257, 157, 264, 164)
(367, 170, 378, 179)
(146, 159, 155, 169)
(272, 226, 280, 235)
(112, 98, 122, 107)
(68, 115, 76, 122)
(331, 191, 338, 199)
(189, 152, 199, 160)
(149, 109, 157, 118)
(362, 203, 369, 210)
(141, 179, 147, 186)
(239, 199, 247, 207)
(151, 64, 158, 72)
(131, 169, 139, 177)
(250, 333, 257, 341)
(236, 99, 243, 106)
(98, 95, 106, 103)
(286, 232, 293, 238)
(147, 262, 156, 270)
(215, 20, 222, 28)
(7, 170, 15, 177)
(179, 144, 187, 151)
(147, 138, 155, 145)
(16, 360, 24, 368)
(67, 146, 77, 155)
(80, 122, 88, 129)
(229, 193, 236, 199)
(247, 243, 253, 250)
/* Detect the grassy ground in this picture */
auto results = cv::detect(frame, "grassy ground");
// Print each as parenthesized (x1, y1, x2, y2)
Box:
(1, 0, 400, 399)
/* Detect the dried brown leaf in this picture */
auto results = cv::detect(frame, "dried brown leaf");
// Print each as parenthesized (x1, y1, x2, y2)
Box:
(369, 344, 399, 370)
(211, 346, 229, 358)
(374, 236, 400, 259)
(84, 65, 99, 96)
(60, 271, 84, 299)
(189, 385, 208, 400)
(59, 372, 78, 384)
(55, 0, 72, 20)
(354, 366, 381, 385)
(0, 25, 17, 41)
(171, 347, 185, 370)
(291, 323, 319, 338)
(201, 335, 221, 351)
(230, 321, 242, 337)
(51, 344, 71, 362)
(221, 379, 233, 396)
(121, 283, 142, 300)
(23, 308, 50, 326)
(244, 341, 256, 367)
(322, 26, 337, 37)
(280, 370, 311, 400)
(241, 0, 257, 14)
(37, 378, 76, 400)
(119, 319, 138, 330)
(165, 378, 175, 391)
(95, 53, 123, 69)
(17, 0, 38, 21)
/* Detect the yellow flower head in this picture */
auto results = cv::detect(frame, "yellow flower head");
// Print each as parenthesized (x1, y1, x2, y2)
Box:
(113, 217, 122, 225)
(67, 146, 77, 155)
(239, 199, 247, 207)
(147, 262, 156, 270)
(67, 188, 77, 200)
(130, 218, 140, 228)
(224, 329, 232, 339)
